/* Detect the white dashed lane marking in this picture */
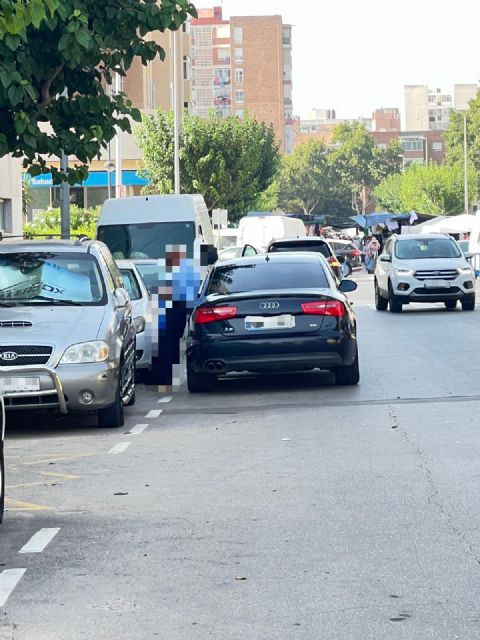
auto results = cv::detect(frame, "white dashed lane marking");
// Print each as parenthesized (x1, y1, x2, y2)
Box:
(158, 396, 172, 404)
(146, 410, 162, 419)
(0, 569, 26, 606)
(19, 528, 60, 554)
(128, 423, 149, 436)
(108, 442, 131, 455)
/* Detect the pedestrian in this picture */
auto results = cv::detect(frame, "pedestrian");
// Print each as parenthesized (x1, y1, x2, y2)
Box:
(364, 236, 380, 274)
(149, 244, 200, 392)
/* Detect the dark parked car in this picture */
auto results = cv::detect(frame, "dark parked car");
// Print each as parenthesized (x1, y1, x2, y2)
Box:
(328, 240, 363, 275)
(267, 237, 343, 280)
(186, 253, 359, 392)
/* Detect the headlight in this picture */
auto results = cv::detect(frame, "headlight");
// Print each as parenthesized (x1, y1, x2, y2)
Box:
(60, 341, 109, 364)
(395, 268, 413, 276)
(459, 266, 474, 274)
(134, 316, 146, 334)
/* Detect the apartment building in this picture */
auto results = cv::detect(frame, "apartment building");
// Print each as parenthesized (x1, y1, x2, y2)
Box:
(190, 7, 293, 151)
(292, 110, 373, 148)
(405, 84, 478, 131)
(373, 108, 401, 132)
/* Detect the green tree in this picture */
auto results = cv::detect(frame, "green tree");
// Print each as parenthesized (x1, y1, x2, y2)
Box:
(136, 110, 280, 220)
(374, 162, 477, 215)
(277, 139, 333, 214)
(445, 92, 480, 191)
(330, 122, 403, 214)
(0, 0, 196, 184)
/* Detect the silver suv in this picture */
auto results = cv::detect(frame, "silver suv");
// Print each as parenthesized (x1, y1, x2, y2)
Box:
(374, 234, 476, 312)
(0, 240, 136, 427)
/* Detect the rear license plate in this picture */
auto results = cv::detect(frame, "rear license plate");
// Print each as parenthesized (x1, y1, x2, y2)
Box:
(245, 314, 295, 331)
(0, 377, 40, 393)
(424, 280, 450, 288)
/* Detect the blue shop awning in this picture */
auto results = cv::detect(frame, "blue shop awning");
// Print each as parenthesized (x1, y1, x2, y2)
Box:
(25, 170, 149, 188)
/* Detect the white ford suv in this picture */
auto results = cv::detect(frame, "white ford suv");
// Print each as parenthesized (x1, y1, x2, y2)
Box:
(374, 234, 476, 313)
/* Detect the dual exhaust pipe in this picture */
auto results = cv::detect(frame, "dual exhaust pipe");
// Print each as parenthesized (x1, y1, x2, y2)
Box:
(206, 360, 225, 372)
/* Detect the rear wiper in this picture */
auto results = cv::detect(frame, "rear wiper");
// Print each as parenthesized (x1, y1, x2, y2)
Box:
(29, 296, 82, 306)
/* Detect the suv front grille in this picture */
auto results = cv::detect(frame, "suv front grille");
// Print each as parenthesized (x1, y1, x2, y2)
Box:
(414, 269, 458, 281)
(0, 345, 52, 367)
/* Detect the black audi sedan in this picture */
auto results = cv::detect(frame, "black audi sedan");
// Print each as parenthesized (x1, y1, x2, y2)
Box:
(186, 253, 359, 392)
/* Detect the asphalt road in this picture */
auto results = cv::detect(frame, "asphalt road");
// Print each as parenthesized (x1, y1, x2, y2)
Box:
(2, 275, 480, 639)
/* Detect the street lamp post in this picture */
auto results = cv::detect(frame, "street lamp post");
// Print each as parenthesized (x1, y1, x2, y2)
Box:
(172, 29, 180, 195)
(104, 160, 116, 200)
(59, 88, 70, 239)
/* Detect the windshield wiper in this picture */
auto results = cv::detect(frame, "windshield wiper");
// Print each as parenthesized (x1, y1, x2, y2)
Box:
(27, 296, 83, 306)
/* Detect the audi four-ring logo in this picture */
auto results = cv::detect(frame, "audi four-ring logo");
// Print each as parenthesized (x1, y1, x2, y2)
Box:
(260, 302, 280, 310)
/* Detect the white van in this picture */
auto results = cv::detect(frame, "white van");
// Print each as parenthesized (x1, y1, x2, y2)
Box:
(237, 215, 306, 251)
(97, 194, 214, 257)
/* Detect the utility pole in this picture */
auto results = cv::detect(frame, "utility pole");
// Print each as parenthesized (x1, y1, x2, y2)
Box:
(115, 72, 123, 198)
(464, 113, 469, 214)
(172, 28, 180, 195)
(59, 88, 70, 239)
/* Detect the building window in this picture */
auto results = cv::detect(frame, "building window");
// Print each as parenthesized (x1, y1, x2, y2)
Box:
(401, 139, 424, 151)
(235, 90, 244, 104)
(235, 69, 243, 85)
(0, 199, 12, 233)
(233, 27, 243, 44)
(183, 56, 190, 81)
(236, 109, 244, 119)
(214, 68, 231, 86)
(377, 143, 387, 150)
(234, 48, 243, 64)
(432, 141, 443, 151)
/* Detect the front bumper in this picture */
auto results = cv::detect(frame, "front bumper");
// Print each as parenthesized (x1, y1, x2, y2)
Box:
(392, 275, 475, 303)
(0, 362, 118, 413)
(187, 335, 357, 374)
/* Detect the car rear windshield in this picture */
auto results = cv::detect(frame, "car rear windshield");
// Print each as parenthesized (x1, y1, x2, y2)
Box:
(120, 269, 142, 301)
(0, 252, 106, 305)
(207, 261, 329, 295)
(269, 241, 331, 258)
(395, 238, 461, 260)
(97, 222, 195, 260)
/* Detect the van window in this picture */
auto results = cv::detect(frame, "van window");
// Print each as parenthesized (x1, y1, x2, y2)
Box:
(98, 222, 196, 260)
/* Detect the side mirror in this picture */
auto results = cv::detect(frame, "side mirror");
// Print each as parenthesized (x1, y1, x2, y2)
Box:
(114, 288, 129, 309)
(379, 254, 391, 263)
(339, 279, 358, 293)
(465, 252, 473, 260)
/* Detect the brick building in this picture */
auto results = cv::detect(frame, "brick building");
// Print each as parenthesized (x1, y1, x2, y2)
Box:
(191, 7, 293, 151)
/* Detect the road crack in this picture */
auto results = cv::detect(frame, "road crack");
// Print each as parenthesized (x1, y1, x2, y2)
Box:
(388, 405, 480, 568)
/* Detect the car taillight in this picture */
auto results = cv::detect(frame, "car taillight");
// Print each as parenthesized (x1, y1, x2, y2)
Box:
(301, 300, 346, 317)
(352, 250, 361, 256)
(327, 256, 341, 267)
(195, 306, 238, 324)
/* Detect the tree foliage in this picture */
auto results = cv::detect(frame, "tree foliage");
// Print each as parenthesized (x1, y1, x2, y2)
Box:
(0, 0, 196, 183)
(330, 122, 403, 213)
(277, 139, 333, 214)
(136, 110, 280, 219)
(445, 91, 480, 191)
(374, 162, 476, 215)
(23, 204, 99, 237)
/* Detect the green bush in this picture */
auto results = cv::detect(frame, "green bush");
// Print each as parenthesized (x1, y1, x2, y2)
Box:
(23, 206, 99, 239)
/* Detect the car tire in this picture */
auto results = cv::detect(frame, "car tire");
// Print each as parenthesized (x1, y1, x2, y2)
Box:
(375, 280, 388, 311)
(98, 369, 124, 428)
(335, 349, 360, 386)
(462, 295, 476, 311)
(0, 444, 4, 524)
(187, 361, 216, 393)
(388, 283, 402, 313)
(445, 300, 457, 310)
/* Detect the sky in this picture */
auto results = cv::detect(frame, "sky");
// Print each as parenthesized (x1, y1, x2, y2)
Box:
(199, 0, 480, 121)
